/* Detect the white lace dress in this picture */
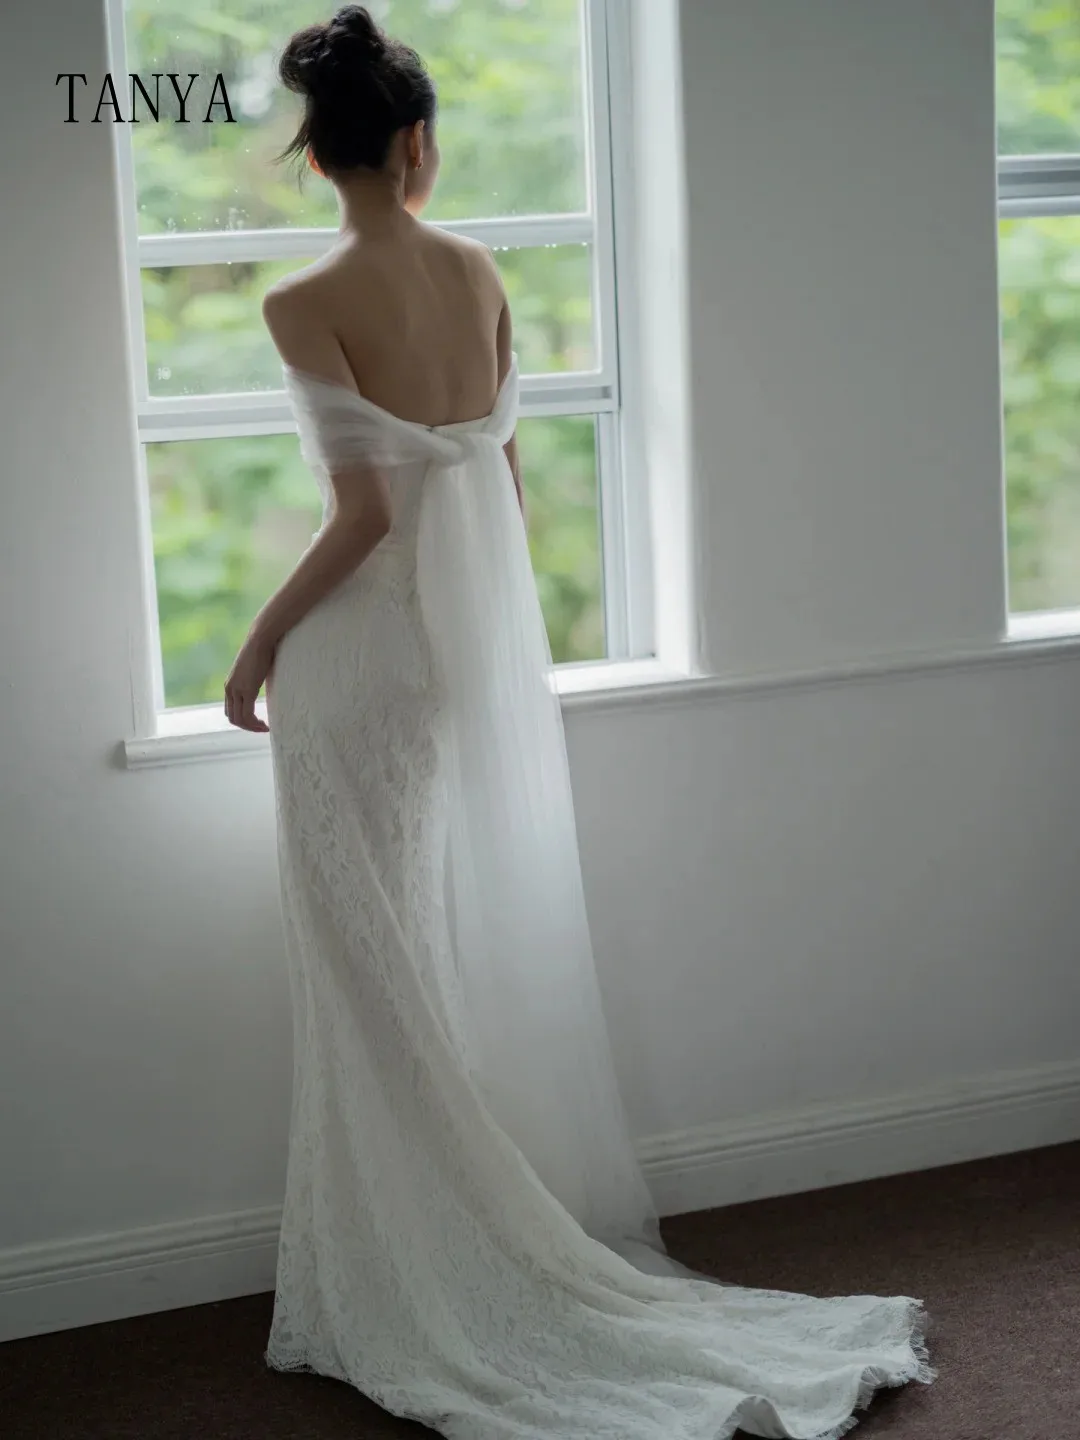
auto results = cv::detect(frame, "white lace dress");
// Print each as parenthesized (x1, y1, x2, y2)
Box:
(263, 357, 936, 1440)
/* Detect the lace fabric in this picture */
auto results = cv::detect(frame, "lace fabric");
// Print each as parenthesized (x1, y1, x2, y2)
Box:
(264, 356, 937, 1438)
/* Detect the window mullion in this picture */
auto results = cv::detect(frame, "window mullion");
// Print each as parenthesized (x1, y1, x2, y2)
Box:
(583, 0, 619, 397)
(596, 0, 654, 660)
(105, 0, 150, 407)
(595, 410, 627, 657)
(137, 375, 618, 444)
(997, 154, 1080, 212)
(137, 214, 595, 269)
(998, 194, 1080, 218)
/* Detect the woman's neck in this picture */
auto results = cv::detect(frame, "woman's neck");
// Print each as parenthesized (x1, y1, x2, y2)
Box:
(334, 168, 415, 241)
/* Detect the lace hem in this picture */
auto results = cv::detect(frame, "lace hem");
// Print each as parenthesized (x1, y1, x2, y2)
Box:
(809, 1296, 936, 1440)
(264, 1296, 936, 1440)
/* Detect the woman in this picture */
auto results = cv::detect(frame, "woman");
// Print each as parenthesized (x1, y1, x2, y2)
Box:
(223, 8, 936, 1437)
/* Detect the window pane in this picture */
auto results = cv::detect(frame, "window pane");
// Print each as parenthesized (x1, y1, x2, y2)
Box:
(497, 243, 595, 374)
(147, 433, 317, 708)
(124, 0, 586, 234)
(142, 243, 593, 396)
(999, 215, 1080, 613)
(142, 259, 299, 396)
(517, 415, 604, 663)
(147, 414, 601, 707)
(996, 0, 1080, 156)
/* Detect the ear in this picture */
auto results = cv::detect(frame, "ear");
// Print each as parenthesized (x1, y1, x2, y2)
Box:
(410, 119, 426, 169)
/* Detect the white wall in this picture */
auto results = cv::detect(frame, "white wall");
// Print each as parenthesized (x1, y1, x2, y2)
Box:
(681, 0, 1009, 678)
(2, 0, 1079, 1333)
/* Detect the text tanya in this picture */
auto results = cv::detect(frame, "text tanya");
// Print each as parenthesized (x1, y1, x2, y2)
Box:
(56, 74, 236, 124)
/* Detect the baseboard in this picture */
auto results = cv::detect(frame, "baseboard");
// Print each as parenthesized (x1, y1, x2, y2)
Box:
(2, 1056, 1078, 1345)
(0, 1206, 282, 1345)
(637, 1055, 1080, 1215)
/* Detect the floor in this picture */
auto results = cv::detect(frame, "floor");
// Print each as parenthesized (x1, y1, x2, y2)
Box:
(3, 1141, 1077, 1439)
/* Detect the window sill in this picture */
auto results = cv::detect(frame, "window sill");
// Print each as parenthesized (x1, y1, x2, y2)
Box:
(120, 658, 700, 770)
(121, 622, 1080, 771)
(1006, 607, 1080, 643)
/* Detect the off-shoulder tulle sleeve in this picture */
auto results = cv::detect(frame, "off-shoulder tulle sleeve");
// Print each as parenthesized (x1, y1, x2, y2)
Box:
(282, 367, 423, 472)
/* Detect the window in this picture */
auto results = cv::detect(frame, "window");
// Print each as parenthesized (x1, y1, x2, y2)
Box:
(996, 0, 1080, 620)
(108, 0, 646, 715)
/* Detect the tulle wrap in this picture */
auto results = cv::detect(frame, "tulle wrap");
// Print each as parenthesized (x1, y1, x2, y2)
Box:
(281, 358, 686, 1276)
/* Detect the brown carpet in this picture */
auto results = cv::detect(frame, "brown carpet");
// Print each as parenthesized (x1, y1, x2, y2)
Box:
(2, 1141, 1077, 1440)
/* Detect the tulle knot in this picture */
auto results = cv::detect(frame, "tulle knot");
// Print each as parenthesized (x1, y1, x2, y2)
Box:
(425, 430, 505, 475)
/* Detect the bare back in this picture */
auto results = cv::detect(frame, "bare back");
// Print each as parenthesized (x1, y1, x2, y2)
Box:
(263, 215, 511, 428)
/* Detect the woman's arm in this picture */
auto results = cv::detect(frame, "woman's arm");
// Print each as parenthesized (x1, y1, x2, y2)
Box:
(222, 290, 394, 732)
(504, 431, 524, 520)
(248, 501, 390, 650)
(494, 280, 526, 524)
(225, 490, 391, 732)
(253, 285, 394, 649)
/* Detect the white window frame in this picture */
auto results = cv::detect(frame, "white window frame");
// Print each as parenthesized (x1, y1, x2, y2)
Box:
(998, 152, 1080, 640)
(107, 0, 656, 754)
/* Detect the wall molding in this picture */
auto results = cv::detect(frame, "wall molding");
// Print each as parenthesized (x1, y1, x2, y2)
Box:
(637, 1054, 1080, 1217)
(3, 1055, 1078, 1344)
(0, 1204, 281, 1346)
(562, 629, 1080, 718)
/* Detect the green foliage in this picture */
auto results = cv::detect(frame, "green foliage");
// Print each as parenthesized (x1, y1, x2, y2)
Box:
(517, 416, 603, 659)
(147, 433, 318, 704)
(998, 214, 1080, 609)
(123, 0, 603, 707)
(125, 0, 586, 230)
(996, 0, 1080, 155)
(996, 0, 1080, 610)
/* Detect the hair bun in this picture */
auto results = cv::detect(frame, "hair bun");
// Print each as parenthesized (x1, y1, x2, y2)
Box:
(295, 6, 388, 99)
(332, 5, 387, 59)
(278, 7, 388, 104)
(277, 26, 328, 98)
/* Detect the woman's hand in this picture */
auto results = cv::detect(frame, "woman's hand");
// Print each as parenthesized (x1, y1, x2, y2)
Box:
(224, 631, 275, 732)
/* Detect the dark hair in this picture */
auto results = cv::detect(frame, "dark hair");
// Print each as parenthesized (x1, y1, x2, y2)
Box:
(276, 5, 437, 183)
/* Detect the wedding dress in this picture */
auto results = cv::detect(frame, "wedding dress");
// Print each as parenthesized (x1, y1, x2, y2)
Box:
(263, 353, 936, 1440)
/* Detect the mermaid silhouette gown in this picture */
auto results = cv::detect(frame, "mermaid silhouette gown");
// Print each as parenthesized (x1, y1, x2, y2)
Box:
(262, 354, 936, 1440)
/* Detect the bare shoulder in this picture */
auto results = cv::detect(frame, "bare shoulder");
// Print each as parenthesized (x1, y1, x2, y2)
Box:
(261, 259, 355, 377)
(261, 266, 317, 346)
(262, 258, 322, 310)
(430, 227, 505, 296)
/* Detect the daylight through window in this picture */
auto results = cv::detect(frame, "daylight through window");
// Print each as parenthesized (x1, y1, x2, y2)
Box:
(996, 0, 1080, 618)
(109, 0, 634, 711)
